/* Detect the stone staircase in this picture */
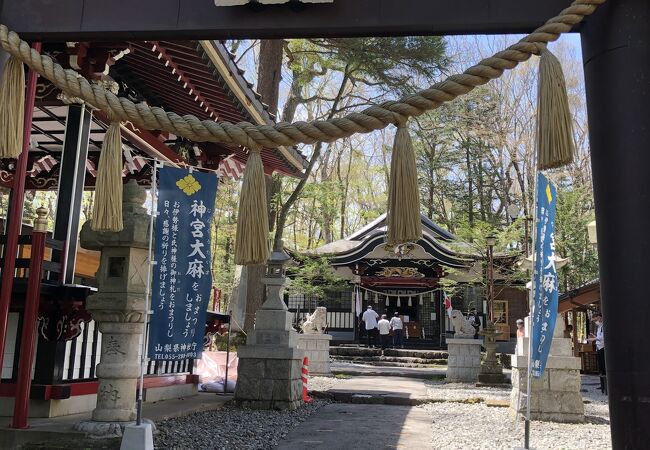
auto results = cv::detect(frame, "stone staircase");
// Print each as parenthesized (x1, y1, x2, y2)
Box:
(330, 346, 448, 368)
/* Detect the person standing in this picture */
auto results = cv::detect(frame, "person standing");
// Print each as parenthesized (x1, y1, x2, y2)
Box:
(362, 305, 379, 348)
(516, 319, 525, 338)
(390, 311, 404, 348)
(468, 308, 481, 339)
(588, 312, 606, 394)
(377, 314, 391, 353)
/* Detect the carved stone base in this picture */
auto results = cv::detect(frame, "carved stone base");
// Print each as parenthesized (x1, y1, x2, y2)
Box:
(74, 418, 156, 438)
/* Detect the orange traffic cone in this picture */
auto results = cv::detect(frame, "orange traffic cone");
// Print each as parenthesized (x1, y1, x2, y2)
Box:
(301, 356, 312, 403)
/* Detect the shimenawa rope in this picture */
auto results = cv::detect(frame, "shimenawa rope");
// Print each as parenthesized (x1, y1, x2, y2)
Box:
(0, 0, 605, 257)
(0, 0, 604, 150)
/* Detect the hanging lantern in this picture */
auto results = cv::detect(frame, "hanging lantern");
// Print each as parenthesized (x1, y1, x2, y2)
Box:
(408, 296, 413, 307)
(397, 296, 401, 307)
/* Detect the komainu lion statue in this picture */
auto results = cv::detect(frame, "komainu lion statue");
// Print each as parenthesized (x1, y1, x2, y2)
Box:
(450, 309, 476, 338)
(301, 306, 328, 334)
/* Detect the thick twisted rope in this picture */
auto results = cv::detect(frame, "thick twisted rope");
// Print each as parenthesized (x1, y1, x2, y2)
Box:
(0, 0, 604, 149)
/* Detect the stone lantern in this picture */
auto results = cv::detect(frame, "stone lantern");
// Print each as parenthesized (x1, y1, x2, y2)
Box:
(261, 248, 291, 310)
(75, 180, 151, 437)
(234, 243, 304, 409)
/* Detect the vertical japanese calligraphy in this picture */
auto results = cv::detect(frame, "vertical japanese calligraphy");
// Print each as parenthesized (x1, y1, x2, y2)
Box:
(530, 172, 558, 378)
(148, 166, 218, 361)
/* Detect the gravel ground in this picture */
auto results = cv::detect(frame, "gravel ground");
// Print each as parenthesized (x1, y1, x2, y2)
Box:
(154, 370, 610, 450)
(154, 399, 329, 450)
(307, 375, 342, 392)
(425, 379, 512, 401)
(421, 401, 610, 450)
(421, 374, 611, 450)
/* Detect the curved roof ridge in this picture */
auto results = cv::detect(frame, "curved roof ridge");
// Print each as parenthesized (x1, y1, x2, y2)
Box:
(344, 212, 457, 242)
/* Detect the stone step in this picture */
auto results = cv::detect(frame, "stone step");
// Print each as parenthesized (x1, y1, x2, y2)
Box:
(330, 355, 447, 365)
(331, 359, 445, 369)
(311, 391, 430, 406)
(330, 346, 448, 360)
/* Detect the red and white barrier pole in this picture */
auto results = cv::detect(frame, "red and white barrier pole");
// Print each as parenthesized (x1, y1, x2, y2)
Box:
(301, 356, 312, 403)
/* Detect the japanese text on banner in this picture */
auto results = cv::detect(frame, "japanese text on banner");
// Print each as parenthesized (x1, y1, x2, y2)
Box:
(530, 172, 559, 378)
(148, 166, 218, 361)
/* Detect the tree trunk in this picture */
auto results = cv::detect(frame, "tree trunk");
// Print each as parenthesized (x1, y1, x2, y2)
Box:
(242, 39, 283, 332)
(340, 147, 353, 239)
(465, 142, 474, 229)
(256, 40, 283, 117)
(273, 69, 350, 251)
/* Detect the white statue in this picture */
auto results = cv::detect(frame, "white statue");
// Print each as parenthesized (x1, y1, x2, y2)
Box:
(301, 306, 328, 334)
(450, 309, 476, 338)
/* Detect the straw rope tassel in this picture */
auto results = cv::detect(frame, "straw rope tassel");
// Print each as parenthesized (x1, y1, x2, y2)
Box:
(234, 147, 269, 265)
(0, 56, 25, 158)
(387, 124, 422, 246)
(536, 47, 575, 170)
(91, 122, 123, 232)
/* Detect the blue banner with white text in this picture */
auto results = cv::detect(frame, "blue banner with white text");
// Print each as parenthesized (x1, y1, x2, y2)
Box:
(148, 166, 218, 361)
(530, 172, 558, 378)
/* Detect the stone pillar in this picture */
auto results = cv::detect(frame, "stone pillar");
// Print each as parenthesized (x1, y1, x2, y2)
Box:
(510, 315, 584, 423)
(234, 248, 304, 409)
(446, 338, 482, 383)
(297, 334, 332, 376)
(75, 180, 151, 436)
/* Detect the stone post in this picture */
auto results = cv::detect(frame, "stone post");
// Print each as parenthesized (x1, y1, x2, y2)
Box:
(234, 247, 304, 409)
(510, 315, 584, 422)
(297, 334, 332, 376)
(75, 180, 151, 437)
(446, 338, 482, 382)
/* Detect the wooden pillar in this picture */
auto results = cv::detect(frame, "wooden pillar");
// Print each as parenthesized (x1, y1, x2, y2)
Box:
(581, 0, 649, 447)
(32, 105, 92, 386)
(53, 104, 92, 284)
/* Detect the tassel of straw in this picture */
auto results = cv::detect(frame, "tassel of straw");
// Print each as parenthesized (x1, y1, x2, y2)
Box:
(536, 47, 575, 170)
(91, 121, 124, 232)
(0, 56, 25, 158)
(234, 146, 270, 265)
(386, 124, 422, 246)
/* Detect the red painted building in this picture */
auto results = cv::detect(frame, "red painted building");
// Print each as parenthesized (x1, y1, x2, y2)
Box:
(0, 39, 305, 418)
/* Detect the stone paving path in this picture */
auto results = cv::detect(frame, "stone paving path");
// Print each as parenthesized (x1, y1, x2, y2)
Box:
(324, 375, 430, 405)
(276, 403, 432, 450)
(331, 361, 446, 379)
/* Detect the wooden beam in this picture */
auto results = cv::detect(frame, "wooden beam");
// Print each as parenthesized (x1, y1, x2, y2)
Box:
(0, 0, 575, 41)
